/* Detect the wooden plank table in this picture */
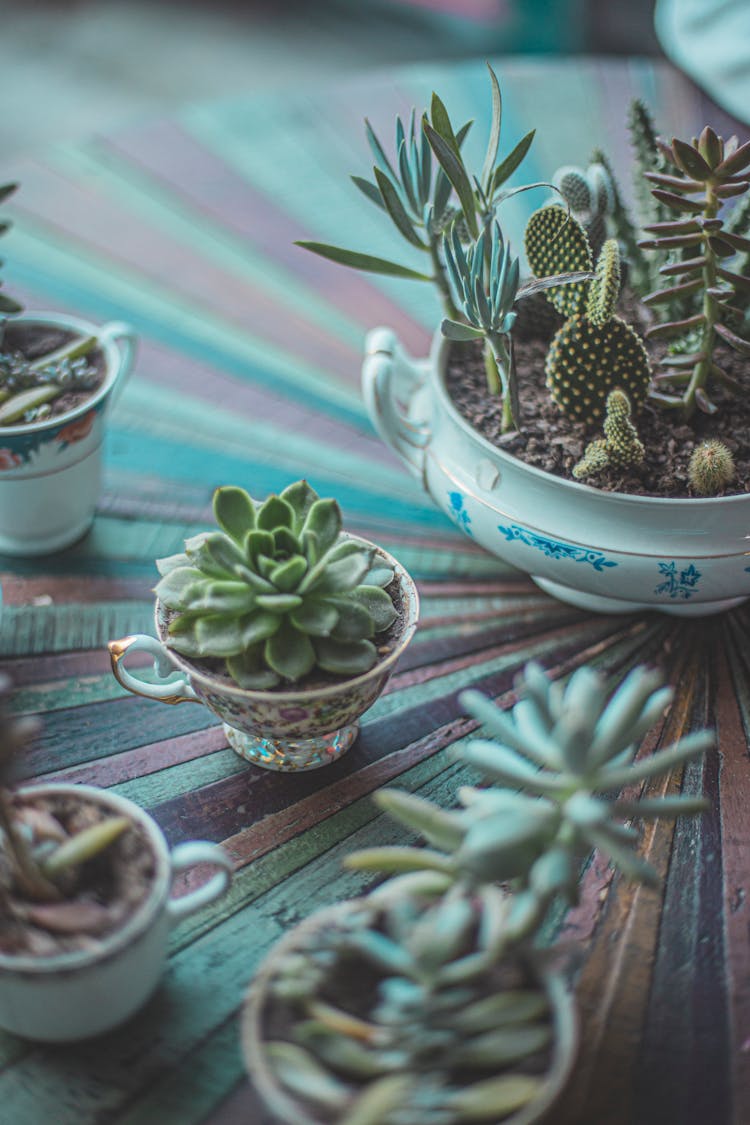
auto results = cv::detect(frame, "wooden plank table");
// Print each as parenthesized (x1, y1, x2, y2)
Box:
(0, 56, 747, 1125)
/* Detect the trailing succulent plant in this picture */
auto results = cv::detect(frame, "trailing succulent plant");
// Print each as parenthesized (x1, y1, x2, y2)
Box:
(536, 230, 651, 423)
(573, 389, 645, 481)
(297, 64, 541, 321)
(688, 439, 736, 496)
(637, 127, 750, 418)
(260, 660, 710, 1124)
(155, 481, 397, 689)
(0, 675, 132, 944)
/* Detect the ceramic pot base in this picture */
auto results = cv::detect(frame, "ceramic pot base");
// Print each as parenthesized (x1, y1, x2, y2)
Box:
(533, 576, 749, 618)
(223, 721, 358, 771)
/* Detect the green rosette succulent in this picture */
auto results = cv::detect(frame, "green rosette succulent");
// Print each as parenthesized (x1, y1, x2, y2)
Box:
(154, 481, 397, 690)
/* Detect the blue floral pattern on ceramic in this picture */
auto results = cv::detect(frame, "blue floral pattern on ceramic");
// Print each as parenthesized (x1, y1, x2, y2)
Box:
(654, 561, 702, 599)
(497, 523, 617, 571)
(447, 491, 473, 536)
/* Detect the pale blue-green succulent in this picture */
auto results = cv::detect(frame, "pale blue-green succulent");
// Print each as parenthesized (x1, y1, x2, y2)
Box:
(155, 481, 396, 689)
(261, 661, 710, 1124)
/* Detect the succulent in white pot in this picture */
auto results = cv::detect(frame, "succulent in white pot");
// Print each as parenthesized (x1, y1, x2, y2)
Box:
(0, 678, 232, 1041)
(242, 660, 711, 1124)
(0, 184, 137, 555)
(300, 69, 750, 616)
(109, 480, 419, 772)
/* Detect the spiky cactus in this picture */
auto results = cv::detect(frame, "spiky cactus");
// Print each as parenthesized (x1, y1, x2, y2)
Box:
(524, 205, 592, 316)
(573, 389, 645, 481)
(638, 127, 750, 419)
(688, 439, 736, 495)
(155, 481, 397, 689)
(545, 239, 652, 422)
(553, 161, 613, 259)
(257, 661, 710, 1125)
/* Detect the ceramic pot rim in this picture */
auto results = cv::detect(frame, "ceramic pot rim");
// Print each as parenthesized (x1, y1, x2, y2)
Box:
(0, 312, 123, 438)
(241, 897, 578, 1125)
(155, 537, 420, 702)
(0, 783, 170, 976)
(433, 331, 750, 509)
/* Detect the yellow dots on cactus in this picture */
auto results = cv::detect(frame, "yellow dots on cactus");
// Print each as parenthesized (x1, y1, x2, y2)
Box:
(546, 314, 651, 423)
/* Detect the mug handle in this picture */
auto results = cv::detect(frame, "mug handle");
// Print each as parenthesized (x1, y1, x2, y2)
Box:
(108, 634, 200, 705)
(99, 321, 137, 403)
(167, 842, 234, 923)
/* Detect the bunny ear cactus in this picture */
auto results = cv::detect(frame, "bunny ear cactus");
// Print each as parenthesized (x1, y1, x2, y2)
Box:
(154, 481, 397, 689)
(524, 205, 592, 316)
(573, 389, 645, 481)
(553, 161, 614, 259)
(545, 238, 652, 422)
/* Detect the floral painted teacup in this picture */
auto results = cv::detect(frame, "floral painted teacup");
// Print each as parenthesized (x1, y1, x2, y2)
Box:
(109, 548, 419, 772)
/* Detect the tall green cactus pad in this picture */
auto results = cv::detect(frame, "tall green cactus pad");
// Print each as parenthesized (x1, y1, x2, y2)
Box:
(524, 205, 592, 316)
(586, 239, 621, 326)
(546, 315, 651, 423)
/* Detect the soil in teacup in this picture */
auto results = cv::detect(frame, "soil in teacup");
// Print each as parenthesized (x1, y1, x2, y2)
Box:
(0, 794, 155, 957)
(446, 291, 750, 499)
(2, 323, 106, 422)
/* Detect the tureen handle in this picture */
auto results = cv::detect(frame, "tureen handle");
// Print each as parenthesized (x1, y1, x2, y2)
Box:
(108, 634, 200, 705)
(362, 327, 431, 480)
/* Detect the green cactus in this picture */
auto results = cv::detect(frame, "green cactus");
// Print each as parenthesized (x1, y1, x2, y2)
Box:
(589, 146, 652, 296)
(524, 204, 592, 316)
(260, 661, 710, 1124)
(553, 161, 613, 259)
(155, 481, 397, 689)
(573, 389, 645, 480)
(546, 239, 651, 423)
(688, 439, 736, 495)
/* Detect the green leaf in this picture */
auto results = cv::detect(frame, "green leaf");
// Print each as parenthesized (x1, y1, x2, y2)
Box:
(257, 495, 295, 531)
(295, 241, 432, 281)
(280, 479, 319, 531)
(373, 167, 426, 249)
(0, 293, 22, 315)
(344, 845, 456, 875)
(671, 137, 712, 181)
(290, 600, 339, 636)
(455, 1024, 551, 1068)
(155, 551, 191, 577)
(302, 497, 343, 553)
(351, 173, 386, 211)
(481, 63, 503, 191)
(314, 636, 377, 675)
(448, 1074, 542, 1119)
(339, 1076, 414, 1125)
(364, 118, 398, 180)
(329, 598, 375, 641)
(181, 580, 257, 615)
(430, 91, 462, 158)
(267, 1042, 349, 1112)
(351, 584, 397, 632)
(272, 526, 300, 557)
(305, 552, 372, 595)
(212, 486, 255, 541)
(189, 532, 247, 578)
(375, 788, 465, 851)
(243, 529, 275, 567)
(456, 991, 548, 1034)
(226, 650, 279, 690)
(491, 129, 536, 195)
(240, 611, 282, 646)
(270, 555, 307, 592)
(715, 322, 750, 355)
(194, 614, 248, 657)
(154, 566, 207, 609)
(264, 621, 316, 681)
(423, 117, 478, 239)
(43, 817, 131, 876)
(255, 593, 304, 612)
(441, 318, 485, 341)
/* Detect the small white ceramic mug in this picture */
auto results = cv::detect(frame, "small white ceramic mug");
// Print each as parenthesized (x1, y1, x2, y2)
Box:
(0, 783, 233, 1041)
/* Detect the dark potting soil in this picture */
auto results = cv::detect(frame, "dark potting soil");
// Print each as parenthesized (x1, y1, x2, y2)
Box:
(446, 291, 750, 499)
(0, 794, 155, 957)
(2, 323, 106, 423)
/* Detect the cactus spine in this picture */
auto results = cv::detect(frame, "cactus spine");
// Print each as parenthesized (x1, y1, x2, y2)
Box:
(688, 439, 735, 495)
(573, 390, 645, 480)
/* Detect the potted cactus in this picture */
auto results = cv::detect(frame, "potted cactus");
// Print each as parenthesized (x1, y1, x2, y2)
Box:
(109, 479, 419, 772)
(300, 66, 750, 615)
(0, 675, 232, 1041)
(242, 659, 711, 1124)
(0, 183, 136, 556)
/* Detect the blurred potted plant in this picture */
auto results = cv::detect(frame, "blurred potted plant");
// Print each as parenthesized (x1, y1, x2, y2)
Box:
(242, 659, 710, 1124)
(0, 675, 232, 1041)
(109, 480, 419, 772)
(300, 67, 750, 615)
(0, 183, 136, 555)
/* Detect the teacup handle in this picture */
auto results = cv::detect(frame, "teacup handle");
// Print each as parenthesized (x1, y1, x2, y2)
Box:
(167, 842, 233, 923)
(99, 320, 138, 403)
(108, 634, 200, 705)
